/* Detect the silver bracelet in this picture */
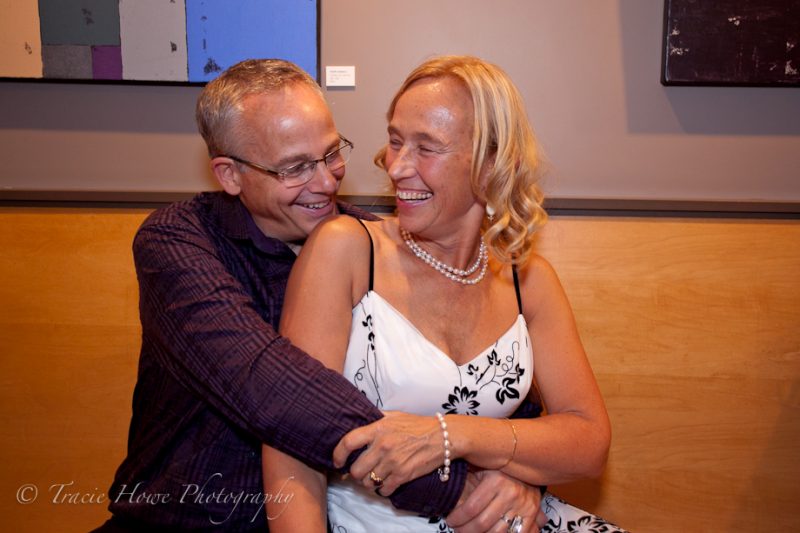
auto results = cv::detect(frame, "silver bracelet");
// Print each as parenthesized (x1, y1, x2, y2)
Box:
(435, 412, 451, 482)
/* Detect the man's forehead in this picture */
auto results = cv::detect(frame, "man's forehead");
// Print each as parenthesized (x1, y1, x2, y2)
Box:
(236, 91, 338, 163)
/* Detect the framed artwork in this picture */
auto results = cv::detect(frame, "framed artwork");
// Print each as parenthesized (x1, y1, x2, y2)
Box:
(0, 0, 319, 84)
(662, 0, 800, 86)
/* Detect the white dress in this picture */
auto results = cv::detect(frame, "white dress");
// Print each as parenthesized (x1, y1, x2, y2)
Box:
(327, 221, 627, 532)
(328, 293, 627, 533)
(328, 291, 532, 533)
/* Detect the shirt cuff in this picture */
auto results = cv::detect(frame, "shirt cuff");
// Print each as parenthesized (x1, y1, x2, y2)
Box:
(387, 459, 467, 517)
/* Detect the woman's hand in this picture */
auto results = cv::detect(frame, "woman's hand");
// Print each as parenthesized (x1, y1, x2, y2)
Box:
(333, 411, 445, 495)
(447, 470, 548, 533)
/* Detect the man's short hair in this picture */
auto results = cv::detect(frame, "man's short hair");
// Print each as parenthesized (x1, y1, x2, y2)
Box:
(196, 59, 322, 157)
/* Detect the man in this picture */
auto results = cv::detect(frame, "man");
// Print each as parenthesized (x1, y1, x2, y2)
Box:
(94, 59, 542, 532)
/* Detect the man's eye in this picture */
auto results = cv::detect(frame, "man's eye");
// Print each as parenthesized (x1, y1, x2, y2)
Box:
(418, 146, 436, 154)
(388, 138, 402, 149)
(281, 162, 312, 177)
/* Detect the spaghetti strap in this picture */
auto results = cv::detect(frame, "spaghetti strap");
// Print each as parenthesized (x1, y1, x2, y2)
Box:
(352, 217, 374, 291)
(512, 265, 523, 314)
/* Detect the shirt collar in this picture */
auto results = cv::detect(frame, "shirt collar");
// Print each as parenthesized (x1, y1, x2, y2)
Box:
(210, 192, 294, 256)
(243, 207, 296, 256)
(211, 192, 376, 255)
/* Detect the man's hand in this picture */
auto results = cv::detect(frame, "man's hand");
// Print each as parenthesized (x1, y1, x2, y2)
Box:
(446, 470, 547, 533)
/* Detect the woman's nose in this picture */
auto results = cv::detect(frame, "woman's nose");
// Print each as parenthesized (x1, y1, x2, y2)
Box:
(387, 147, 415, 181)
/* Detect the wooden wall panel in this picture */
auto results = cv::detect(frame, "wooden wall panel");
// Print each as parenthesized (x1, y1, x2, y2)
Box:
(538, 218, 800, 532)
(1, 209, 798, 532)
(0, 209, 149, 532)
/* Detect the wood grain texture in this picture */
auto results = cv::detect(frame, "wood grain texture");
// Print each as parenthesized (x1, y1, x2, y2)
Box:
(1, 209, 798, 532)
(537, 218, 800, 532)
(0, 209, 148, 532)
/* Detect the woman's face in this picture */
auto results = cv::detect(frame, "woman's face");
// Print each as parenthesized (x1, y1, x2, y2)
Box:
(384, 76, 484, 238)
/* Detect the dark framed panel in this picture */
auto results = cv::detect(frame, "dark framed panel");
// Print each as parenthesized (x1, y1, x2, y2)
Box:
(0, 0, 319, 85)
(662, 0, 800, 86)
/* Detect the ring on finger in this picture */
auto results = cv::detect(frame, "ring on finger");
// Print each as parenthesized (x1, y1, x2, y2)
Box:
(368, 470, 384, 488)
(506, 514, 523, 533)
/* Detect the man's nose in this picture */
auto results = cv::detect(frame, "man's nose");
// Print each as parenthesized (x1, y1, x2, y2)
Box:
(309, 160, 341, 192)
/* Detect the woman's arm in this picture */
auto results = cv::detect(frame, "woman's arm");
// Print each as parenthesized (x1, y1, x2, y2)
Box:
(278, 216, 368, 371)
(336, 256, 611, 488)
(454, 255, 611, 484)
(262, 215, 370, 529)
(262, 446, 327, 532)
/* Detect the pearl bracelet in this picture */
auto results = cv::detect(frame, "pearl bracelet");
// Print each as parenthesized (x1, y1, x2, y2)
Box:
(435, 412, 451, 482)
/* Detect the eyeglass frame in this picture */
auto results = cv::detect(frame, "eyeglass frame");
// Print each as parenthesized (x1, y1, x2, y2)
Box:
(216, 136, 354, 188)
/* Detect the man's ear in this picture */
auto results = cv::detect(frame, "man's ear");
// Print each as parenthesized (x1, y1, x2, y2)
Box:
(211, 157, 242, 196)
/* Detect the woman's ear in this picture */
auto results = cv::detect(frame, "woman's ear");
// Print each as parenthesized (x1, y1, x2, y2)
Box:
(478, 152, 497, 192)
(211, 157, 242, 196)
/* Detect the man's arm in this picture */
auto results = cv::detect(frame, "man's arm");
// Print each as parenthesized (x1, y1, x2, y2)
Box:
(132, 208, 465, 515)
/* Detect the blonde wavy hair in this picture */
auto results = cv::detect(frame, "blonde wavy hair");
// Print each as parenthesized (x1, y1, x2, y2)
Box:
(196, 59, 322, 158)
(375, 55, 547, 265)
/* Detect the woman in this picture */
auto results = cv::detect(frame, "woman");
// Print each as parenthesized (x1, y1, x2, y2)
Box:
(263, 56, 624, 533)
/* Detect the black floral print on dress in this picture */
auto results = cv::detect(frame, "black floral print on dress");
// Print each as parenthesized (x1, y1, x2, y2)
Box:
(351, 309, 383, 408)
(539, 494, 630, 533)
(441, 385, 480, 415)
(426, 515, 454, 532)
(454, 341, 526, 410)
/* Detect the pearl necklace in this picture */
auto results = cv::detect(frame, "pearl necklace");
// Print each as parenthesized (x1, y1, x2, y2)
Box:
(400, 228, 488, 285)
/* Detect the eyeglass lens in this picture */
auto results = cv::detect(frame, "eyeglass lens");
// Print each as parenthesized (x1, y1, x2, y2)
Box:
(281, 141, 352, 186)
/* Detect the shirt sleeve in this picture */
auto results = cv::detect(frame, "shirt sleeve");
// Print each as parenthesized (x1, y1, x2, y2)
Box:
(132, 210, 466, 516)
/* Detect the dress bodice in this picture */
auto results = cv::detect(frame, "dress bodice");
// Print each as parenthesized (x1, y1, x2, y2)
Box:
(327, 290, 533, 533)
(344, 291, 533, 418)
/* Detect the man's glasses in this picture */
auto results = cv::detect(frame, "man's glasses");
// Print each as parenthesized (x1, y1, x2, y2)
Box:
(220, 136, 354, 188)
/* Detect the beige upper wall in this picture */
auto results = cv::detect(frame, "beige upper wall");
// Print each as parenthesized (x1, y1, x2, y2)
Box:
(1, 0, 799, 200)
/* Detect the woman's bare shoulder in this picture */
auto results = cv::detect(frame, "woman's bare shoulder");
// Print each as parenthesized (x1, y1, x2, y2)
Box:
(303, 214, 374, 255)
(516, 253, 560, 284)
(514, 253, 569, 314)
(291, 215, 375, 305)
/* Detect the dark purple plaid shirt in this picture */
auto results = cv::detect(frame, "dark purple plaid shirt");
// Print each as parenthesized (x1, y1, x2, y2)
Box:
(106, 192, 466, 531)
